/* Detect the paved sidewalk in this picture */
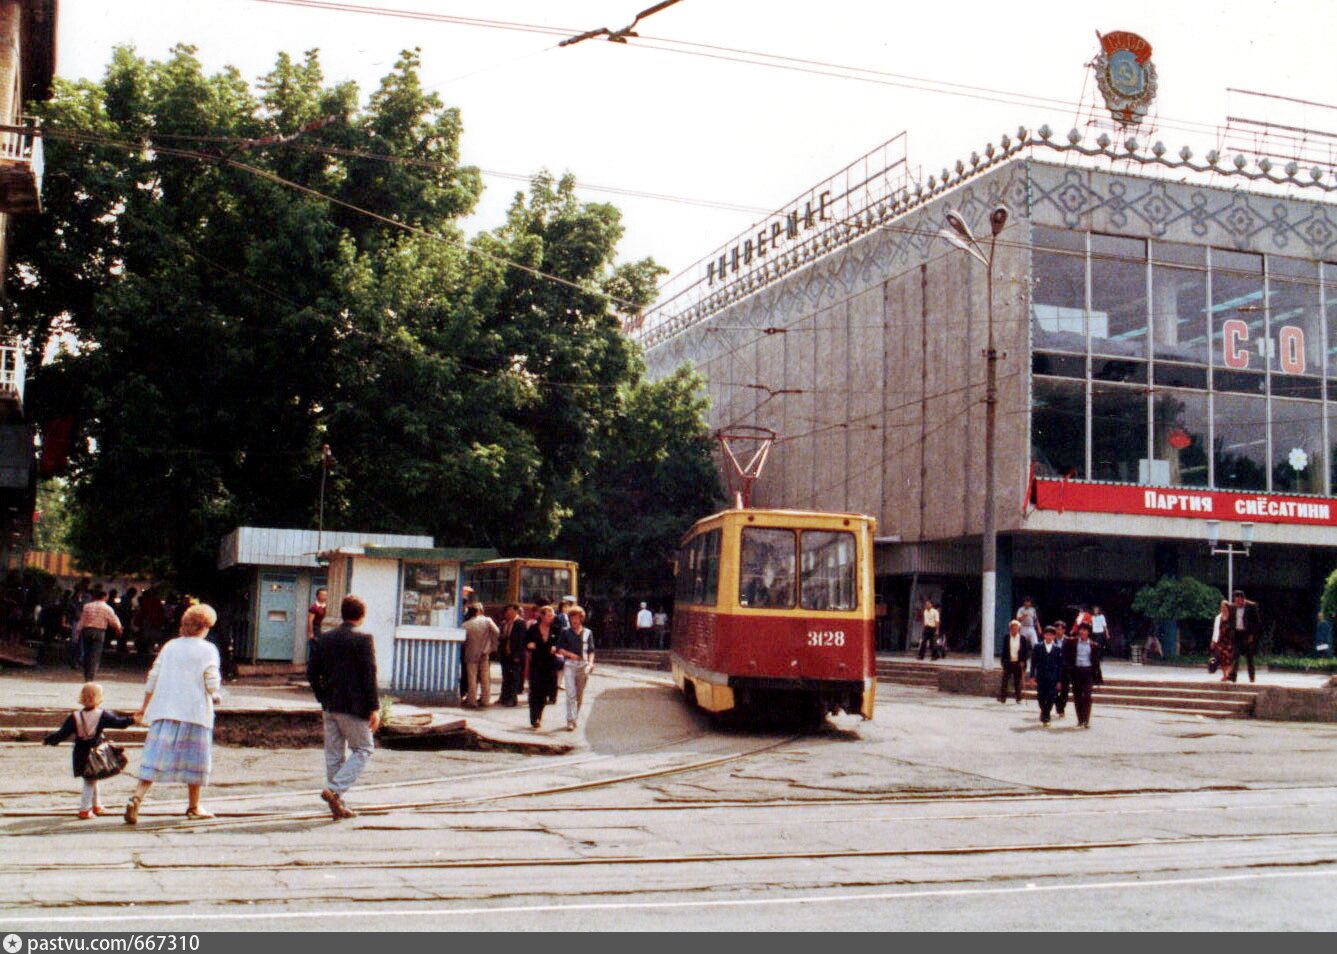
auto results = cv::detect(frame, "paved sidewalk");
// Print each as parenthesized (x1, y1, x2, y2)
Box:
(0, 658, 589, 752)
(879, 651, 1334, 688)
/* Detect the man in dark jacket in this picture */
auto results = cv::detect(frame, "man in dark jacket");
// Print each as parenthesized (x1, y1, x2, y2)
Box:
(1062, 621, 1103, 728)
(306, 595, 380, 820)
(1028, 625, 1065, 726)
(1227, 590, 1263, 683)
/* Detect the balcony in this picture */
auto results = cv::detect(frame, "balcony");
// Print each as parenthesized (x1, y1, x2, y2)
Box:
(0, 127, 42, 214)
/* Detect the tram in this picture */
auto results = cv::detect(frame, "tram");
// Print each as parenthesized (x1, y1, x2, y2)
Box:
(464, 557, 579, 622)
(670, 507, 877, 722)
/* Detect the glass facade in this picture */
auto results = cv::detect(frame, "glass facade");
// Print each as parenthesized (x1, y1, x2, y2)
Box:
(1032, 231, 1331, 494)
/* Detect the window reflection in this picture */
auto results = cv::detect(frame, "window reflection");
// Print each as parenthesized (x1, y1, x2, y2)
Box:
(1031, 249, 1086, 353)
(1090, 234, 1147, 359)
(1151, 264, 1208, 364)
(1032, 378, 1086, 478)
(1152, 390, 1209, 487)
(1091, 384, 1146, 482)
(1271, 399, 1324, 494)
(1214, 393, 1268, 491)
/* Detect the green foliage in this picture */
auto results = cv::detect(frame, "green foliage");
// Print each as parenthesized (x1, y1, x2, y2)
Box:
(33, 478, 72, 552)
(1319, 567, 1337, 624)
(555, 364, 724, 596)
(11, 46, 703, 588)
(1131, 575, 1224, 622)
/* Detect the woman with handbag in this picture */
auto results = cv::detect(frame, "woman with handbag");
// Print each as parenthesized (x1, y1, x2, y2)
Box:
(43, 682, 134, 819)
(124, 603, 222, 824)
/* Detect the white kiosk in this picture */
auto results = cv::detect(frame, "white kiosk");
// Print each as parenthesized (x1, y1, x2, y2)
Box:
(321, 545, 497, 703)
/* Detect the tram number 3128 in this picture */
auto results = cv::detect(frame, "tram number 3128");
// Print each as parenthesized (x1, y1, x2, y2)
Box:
(807, 631, 846, 647)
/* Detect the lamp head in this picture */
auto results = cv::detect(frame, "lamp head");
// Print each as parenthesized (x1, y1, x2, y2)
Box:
(1206, 520, 1221, 547)
(1241, 522, 1255, 547)
(944, 209, 974, 244)
(990, 206, 1009, 236)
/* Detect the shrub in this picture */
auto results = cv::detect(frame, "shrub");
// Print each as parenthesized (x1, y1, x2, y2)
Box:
(1131, 576, 1223, 622)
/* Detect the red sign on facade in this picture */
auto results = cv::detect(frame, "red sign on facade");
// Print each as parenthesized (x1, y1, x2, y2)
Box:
(1034, 478, 1337, 527)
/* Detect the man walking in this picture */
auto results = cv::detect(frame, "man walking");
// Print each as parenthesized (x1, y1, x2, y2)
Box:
(997, 619, 1030, 703)
(1228, 589, 1263, 683)
(496, 603, 527, 707)
(461, 603, 499, 708)
(1063, 621, 1103, 728)
(1028, 625, 1064, 726)
(74, 587, 123, 682)
(306, 595, 380, 820)
(635, 602, 654, 649)
(918, 598, 941, 660)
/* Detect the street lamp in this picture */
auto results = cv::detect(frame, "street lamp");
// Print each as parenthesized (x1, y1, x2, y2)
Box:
(318, 444, 334, 555)
(1206, 520, 1254, 597)
(939, 206, 1008, 671)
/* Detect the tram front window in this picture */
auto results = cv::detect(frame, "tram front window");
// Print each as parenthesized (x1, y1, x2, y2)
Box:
(800, 531, 857, 611)
(739, 527, 796, 608)
(520, 566, 572, 604)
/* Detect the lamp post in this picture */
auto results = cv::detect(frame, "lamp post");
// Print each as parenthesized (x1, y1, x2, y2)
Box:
(318, 444, 333, 556)
(1206, 520, 1254, 597)
(940, 206, 1008, 671)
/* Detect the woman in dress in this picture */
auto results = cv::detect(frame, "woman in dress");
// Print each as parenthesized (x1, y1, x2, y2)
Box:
(1210, 600, 1233, 681)
(124, 603, 222, 823)
(525, 605, 564, 730)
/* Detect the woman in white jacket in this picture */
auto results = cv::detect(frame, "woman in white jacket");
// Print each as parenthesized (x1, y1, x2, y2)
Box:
(124, 603, 221, 824)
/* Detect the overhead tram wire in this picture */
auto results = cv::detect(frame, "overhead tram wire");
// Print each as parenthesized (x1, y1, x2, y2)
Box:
(250, 0, 1226, 142)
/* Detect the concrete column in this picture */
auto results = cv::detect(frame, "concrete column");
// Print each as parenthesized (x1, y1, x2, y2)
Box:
(994, 534, 1014, 657)
(0, 0, 19, 128)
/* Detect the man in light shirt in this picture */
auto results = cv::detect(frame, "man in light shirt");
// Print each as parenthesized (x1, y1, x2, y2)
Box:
(918, 598, 942, 660)
(74, 587, 123, 682)
(997, 619, 1030, 704)
(635, 602, 654, 648)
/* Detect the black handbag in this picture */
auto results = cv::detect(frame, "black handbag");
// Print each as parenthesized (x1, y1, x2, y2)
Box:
(74, 709, 128, 780)
(82, 740, 128, 780)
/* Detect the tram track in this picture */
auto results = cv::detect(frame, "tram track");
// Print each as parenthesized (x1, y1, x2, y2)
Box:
(5, 829, 1335, 875)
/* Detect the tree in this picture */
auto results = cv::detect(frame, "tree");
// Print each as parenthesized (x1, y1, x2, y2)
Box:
(1132, 575, 1223, 657)
(10, 47, 711, 589)
(556, 364, 724, 597)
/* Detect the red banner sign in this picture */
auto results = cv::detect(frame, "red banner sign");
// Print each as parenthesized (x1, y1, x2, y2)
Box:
(1034, 479, 1337, 526)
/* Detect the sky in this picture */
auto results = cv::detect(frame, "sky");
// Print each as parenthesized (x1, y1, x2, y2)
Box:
(53, 0, 1337, 286)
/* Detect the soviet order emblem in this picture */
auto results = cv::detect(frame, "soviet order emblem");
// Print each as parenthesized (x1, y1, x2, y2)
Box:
(1094, 30, 1157, 127)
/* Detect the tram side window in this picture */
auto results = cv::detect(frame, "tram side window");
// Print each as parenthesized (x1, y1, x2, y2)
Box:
(519, 566, 572, 604)
(739, 527, 796, 608)
(799, 531, 857, 611)
(675, 530, 720, 605)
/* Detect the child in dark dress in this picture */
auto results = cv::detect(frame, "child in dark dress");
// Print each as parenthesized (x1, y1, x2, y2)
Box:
(44, 682, 134, 819)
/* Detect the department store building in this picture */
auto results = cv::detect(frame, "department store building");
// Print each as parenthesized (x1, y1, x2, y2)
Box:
(636, 129, 1337, 654)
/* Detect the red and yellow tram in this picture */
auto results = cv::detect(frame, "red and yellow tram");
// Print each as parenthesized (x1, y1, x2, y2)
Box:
(670, 508, 877, 721)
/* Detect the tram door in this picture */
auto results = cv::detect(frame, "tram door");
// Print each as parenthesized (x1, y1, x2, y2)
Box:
(256, 572, 298, 660)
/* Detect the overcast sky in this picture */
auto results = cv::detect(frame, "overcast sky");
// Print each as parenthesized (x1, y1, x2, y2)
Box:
(55, 1, 1337, 283)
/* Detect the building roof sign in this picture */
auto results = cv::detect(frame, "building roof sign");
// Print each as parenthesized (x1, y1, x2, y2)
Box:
(1094, 30, 1157, 128)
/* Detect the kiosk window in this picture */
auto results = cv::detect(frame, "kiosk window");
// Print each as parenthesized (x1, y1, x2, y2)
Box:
(400, 562, 456, 627)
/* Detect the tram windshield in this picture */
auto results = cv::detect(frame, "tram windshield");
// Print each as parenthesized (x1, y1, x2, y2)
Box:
(738, 527, 859, 611)
(800, 531, 857, 610)
(739, 527, 796, 608)
(519, 565, 573, 604)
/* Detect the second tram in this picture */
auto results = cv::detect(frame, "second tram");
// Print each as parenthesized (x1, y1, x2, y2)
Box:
(465, 558, 579, 622)
(670, 508, 877, 721)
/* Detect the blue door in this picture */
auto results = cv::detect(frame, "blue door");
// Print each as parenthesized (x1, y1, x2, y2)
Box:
(257, 572, 298, 661)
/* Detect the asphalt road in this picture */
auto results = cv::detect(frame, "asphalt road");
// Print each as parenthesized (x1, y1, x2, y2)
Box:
(3, 669, 1336, 931)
